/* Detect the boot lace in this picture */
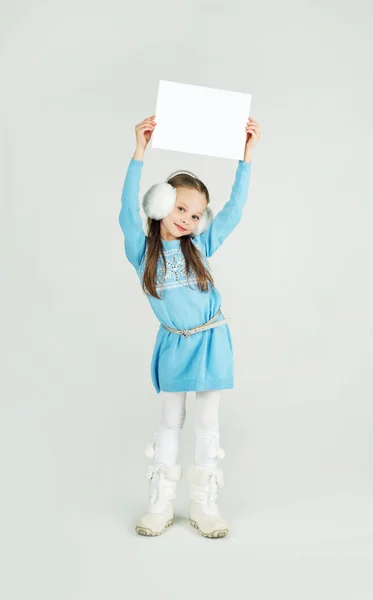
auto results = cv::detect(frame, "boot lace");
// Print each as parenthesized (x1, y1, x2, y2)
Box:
(196, 431, 224, 459)
(149, 466, 167, 506)
(207, 471, 219, 507)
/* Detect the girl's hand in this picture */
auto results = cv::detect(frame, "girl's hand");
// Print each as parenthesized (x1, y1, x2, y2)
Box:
(135, 115, 157, 150)
(244, 117, 260, 157)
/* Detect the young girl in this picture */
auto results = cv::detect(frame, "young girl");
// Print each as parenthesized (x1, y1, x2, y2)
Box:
(119, 114, 260, 538)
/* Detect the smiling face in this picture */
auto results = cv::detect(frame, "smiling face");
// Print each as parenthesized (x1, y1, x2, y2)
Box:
(160, 186, 208, 241)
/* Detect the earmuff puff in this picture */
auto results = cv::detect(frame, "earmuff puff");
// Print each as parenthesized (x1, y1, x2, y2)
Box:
(192, 205, 214, 237)
(142, 182, 177, 221)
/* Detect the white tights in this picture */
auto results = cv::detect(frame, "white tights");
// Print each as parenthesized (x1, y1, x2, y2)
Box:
(152, 390, 221, 468)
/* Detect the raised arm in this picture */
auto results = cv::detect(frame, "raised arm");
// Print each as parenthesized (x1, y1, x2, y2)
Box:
(198, 159, 252, 258)
(118, 116, 157, 270)
(198, 116, 260, 258)
(118, 158, 146, 269)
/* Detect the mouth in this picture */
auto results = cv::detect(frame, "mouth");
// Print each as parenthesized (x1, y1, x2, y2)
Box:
(175, 223, 187, 232)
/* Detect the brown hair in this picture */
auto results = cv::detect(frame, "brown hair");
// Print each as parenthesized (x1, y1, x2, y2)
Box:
(142, 173, 214, 299)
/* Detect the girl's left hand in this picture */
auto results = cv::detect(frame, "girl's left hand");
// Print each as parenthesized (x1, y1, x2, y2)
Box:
(244, 117, 260, 151)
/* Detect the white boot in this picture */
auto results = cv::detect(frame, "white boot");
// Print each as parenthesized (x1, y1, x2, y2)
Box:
(135, 464, 182, 536)
(187, 465, 229, 538)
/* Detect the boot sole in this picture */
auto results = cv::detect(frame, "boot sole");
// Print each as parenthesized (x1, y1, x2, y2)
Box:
(189, 518, 229, 538)
(135, 516, 174, 537)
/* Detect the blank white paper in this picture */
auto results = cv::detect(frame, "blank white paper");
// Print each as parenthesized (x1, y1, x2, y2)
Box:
(151, 80, 252, 161)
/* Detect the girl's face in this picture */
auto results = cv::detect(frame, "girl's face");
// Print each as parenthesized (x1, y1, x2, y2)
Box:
(160, 187, 208, 240)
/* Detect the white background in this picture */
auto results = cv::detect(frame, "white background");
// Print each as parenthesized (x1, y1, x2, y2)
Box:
(1, 1, 373, 599)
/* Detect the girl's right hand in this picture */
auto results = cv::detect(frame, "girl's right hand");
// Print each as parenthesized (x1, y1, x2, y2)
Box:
(135, 115, 157, 150)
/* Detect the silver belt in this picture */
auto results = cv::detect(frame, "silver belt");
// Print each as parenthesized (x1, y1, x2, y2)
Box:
(161, 308, 229, 339)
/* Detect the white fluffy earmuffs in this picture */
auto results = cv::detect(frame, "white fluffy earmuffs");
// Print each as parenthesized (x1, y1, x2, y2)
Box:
(142, 169, 213, 237)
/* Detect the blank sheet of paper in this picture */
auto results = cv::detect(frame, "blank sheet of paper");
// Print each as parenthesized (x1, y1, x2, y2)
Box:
(151, 80, 252, 161)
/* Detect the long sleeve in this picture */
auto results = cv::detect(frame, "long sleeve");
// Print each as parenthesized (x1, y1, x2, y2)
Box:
(198, 160, 252, 258)
(118, 158, 147, 270)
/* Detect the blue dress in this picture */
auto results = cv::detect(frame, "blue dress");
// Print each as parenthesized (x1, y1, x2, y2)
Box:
(119, 158, 251, 393)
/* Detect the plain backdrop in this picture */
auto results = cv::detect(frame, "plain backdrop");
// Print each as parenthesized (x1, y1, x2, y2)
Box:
(1, 1, 373, 599)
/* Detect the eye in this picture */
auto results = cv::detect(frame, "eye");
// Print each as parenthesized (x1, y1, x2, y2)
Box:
(192, 216, 199, 221)
(177, 207, 185, 212)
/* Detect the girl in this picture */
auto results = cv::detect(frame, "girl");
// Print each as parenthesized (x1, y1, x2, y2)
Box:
(119, 114, 260, 538)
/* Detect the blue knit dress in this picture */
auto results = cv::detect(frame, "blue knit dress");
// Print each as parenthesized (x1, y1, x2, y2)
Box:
(119, 158, 251, 393)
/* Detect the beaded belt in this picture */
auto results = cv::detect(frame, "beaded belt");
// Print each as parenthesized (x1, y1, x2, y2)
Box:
(161, 308, 229, 339)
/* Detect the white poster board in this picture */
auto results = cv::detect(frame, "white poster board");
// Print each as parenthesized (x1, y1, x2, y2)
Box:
(151, 80, 252, 161)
